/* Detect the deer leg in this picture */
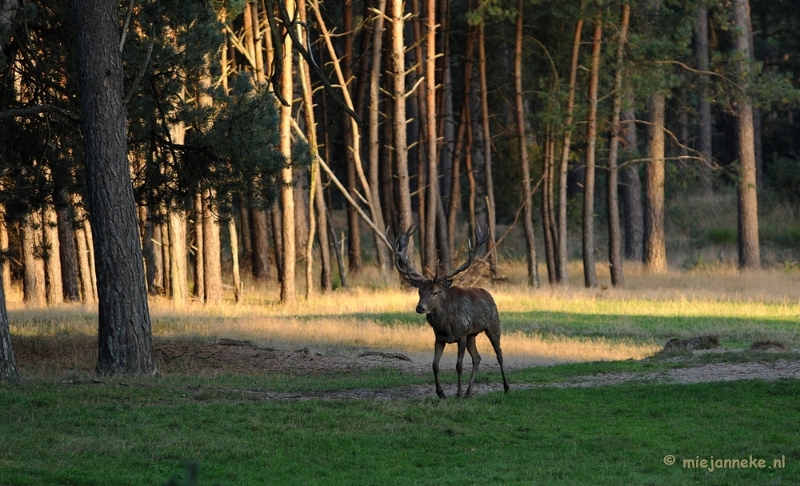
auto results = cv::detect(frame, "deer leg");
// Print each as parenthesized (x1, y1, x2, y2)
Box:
(432, 340, 446, 399)
(486, 329, 510, 393)
(455, 337, 467, 398)
(465, 334, 481, 397)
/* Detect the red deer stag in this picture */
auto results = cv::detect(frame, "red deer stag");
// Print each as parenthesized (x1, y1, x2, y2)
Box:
(388, 225, 510, 398)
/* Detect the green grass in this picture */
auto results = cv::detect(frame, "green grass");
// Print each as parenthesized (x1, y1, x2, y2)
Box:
(1, 374, 799, 485)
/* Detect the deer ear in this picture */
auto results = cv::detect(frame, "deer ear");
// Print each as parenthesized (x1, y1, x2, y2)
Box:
(407, 279, 424, 289)
(440, 280, 453, 289)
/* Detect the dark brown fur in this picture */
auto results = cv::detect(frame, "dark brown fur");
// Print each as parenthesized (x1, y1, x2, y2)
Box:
(389, 225, 510, 398)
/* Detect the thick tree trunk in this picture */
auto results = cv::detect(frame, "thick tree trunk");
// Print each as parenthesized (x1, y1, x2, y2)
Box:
(250, 209, 270, 282)
(644, 93, 667, 272)
(0, 208, 10, 294)
(732, 0, 760, 269)
(56, 189, 81, 302)
(391, 0, 414, 253)
(22, 212, 46, 306)
(202, 192, 223, 304)
(43, 206, 64, 305)
(238, 204, 251, 261)
(169, 210, 188, 306)
(607, 5, 630, 288)
(515, 0, 538, 287)
(159, 219, 170, 297)
(74, 0, 155, 376)
(558, 19, 583, 284)
(582, 16, 601, 289)
(0, 273, 18, 382)
(280, 0, 296, 303)
(620, 89, 643, 261)
(695, 4, 713, 194)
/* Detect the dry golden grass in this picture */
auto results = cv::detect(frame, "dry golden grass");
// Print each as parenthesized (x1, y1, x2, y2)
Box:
(9, 261, 800, 369)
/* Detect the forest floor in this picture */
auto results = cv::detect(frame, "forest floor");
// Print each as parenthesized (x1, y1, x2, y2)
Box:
(15, 337, 800, 400)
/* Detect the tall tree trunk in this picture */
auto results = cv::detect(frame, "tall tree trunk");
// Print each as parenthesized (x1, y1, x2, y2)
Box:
(542, 128, 557, 285)
(607, 4, 630, 288)
(238, 204, 251, 261)
(228, 216, 242, 303)
(74, 0, 155, 376)
(168, 121, 188, 306)
(169, 210, 188, 306)
(0, 208, 10, 294)
(42, 206, 64, 305)
(644, 93, 667, 272)
(0, 271, 18, 382)
(424, 0, 439, 275)
(193, 193, 205, 298)
(582, 15, 601, 289)
(732, 0, 760, 269)
(558, 19, 583, 284)
(74, 200, 96, 303)
(695, 4, 713, 194)
(391, 0, 414, 254)
(478, 19, 497, 276)
(159, 218, 171, 298)
(514, 0, 538, 287)
(56, 188, 81, 302)
(280, 0, 296, 303)
(141, 205, 156, 295)
(342, 0, 362, 274)
(22, 212, 46, 306)
(202, 191, 224, 303)
(251, 209, 270, 282)
(367, 0, 391, 281)
(621, 89, 643, 261)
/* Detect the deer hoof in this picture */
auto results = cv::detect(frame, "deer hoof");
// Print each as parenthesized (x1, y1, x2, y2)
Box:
(437, 390, 446, 399)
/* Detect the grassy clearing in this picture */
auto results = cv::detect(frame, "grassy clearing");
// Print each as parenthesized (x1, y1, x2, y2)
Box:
(3, 266, 800, 484)
(1, 376, 798, 485)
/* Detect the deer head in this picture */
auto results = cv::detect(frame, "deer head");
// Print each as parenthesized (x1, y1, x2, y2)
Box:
(387, 225, 487, 314)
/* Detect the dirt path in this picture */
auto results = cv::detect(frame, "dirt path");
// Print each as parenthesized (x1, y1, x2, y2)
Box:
(17, 338, 800, 400)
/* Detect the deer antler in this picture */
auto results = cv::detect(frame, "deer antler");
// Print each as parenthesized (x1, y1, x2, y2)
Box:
(437, 226, 488, 283)
(387, 225, 427, 287)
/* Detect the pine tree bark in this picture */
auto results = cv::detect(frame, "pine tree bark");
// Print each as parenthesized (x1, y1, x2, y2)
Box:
(342, 0, 362, 274)
(74, 0, 155, 376)
(515, 0, 538, 287)
(169, 209, 188, 306)
(228, 216, 242, 303)
(280, 0, 296, 303)
(542, 128, 557, 284)
(558, 19, 583, 284)
(74, 205, 96, 303)
(43, 206, 64, 305)
(56, 188, 81, 302)
(582, 15, 601, 289)
(607, 5, 630, 288)
(0, 208, 10, 294)
(391, 0, 415, 253)
(22, 212, 46, 306)
(695, 4, 713, 194)
(477, 19, 497, 276)
(367, 0, 391, 281)
(251, 209, 270, 282)
(732, 0, 760, 269)
(0, 272, 18, 382)
(193, 193, 205, 298)
(644, 93, 668, 272)
(202, 191, 223, 304)
(424, 0, 439, 275)
(620, 89, 643, 261)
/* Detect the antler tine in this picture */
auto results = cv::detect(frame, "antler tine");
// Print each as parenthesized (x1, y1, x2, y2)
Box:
(438, 225, 489, 283)
(390, 225, 427, 285)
